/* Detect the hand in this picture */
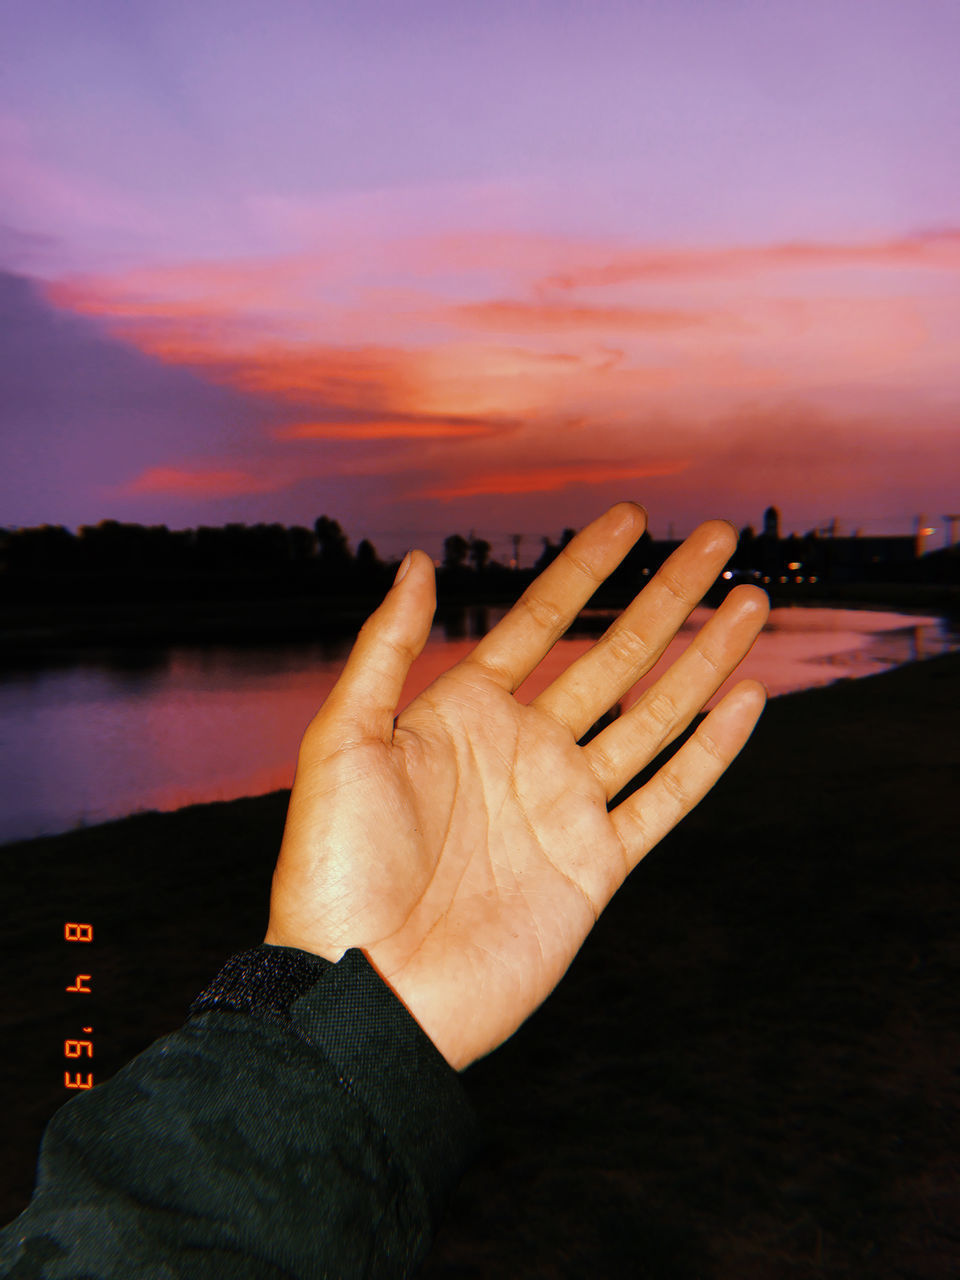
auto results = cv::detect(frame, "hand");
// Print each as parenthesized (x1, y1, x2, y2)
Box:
(265, 503, 768, 1069)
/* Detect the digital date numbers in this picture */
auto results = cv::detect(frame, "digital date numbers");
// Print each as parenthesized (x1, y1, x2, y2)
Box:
(64, 922, 94, 1090)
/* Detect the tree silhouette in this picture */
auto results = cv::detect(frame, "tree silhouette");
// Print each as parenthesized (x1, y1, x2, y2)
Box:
(356, 538, 380, 575)
(534, 536, 559, 572)
(534, 526, 578, 573)
(314, 517, 352, 573)
(468, 537, 491, 572)
(443, 534, 469, 570)
(287, 526, 317, 562)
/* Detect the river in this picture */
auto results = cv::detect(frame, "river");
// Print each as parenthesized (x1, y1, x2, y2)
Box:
(0, 605, 956, 845)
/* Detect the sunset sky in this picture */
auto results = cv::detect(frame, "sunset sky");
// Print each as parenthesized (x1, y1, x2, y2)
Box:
(2, 0, 958, 561)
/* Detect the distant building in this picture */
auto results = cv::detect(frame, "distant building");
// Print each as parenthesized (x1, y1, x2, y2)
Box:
(805, 532, 917, 583)
(727, 505, 929, 587)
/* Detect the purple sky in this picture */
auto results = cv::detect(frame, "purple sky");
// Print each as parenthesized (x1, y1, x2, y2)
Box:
(2, 0, 958, 559)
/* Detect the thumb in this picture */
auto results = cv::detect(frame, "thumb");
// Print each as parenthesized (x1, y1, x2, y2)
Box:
(321, 550, 436, 741)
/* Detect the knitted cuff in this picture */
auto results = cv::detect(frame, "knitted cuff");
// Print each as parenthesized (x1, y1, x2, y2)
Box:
(189, 944, 332, 1043)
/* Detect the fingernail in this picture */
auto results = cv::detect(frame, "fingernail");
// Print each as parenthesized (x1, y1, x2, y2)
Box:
(394, 551, 412, 584)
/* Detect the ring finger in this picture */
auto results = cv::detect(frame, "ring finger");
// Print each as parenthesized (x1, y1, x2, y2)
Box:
(531, 520, 738, 739)
(582, 584, 769, 800)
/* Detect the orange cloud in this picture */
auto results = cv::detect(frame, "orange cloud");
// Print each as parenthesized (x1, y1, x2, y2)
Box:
(123, 466, 283, 498)
(207, 346, 420, 409)
(445, 300, 717, 333)
(49, 299, 425, 415)
(275, 414, 514, 440)
(417, 459, 688, 500)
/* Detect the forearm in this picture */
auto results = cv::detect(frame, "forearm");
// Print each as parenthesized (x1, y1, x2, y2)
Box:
(0, 947, 477, 1278)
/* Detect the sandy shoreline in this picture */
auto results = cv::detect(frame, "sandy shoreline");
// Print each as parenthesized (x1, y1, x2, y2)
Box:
(3, 652, 959, 1275)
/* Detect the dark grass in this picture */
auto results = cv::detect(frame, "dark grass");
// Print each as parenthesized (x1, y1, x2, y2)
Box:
(2, 654, 959, 1276)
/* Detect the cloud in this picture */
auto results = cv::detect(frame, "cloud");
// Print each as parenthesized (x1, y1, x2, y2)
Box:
(195, 346, 417, 410)
(274, 413, 515, 441)
(20, 223, 959, 542)
(123, 466, 284, 498)
(46, 255, 327, 326)
(113, 439, 428, 503)
(0, 270, 270, 527)
(415, 458, 689, 501)
(535, 229, 960, 292)
(443, 300, 718, 333)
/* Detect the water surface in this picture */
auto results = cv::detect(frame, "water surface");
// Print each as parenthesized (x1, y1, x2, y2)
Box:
(0, 606, 955, 845)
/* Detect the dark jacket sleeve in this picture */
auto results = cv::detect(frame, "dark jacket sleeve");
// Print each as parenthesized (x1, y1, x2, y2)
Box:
(0, 947, 478, 1279)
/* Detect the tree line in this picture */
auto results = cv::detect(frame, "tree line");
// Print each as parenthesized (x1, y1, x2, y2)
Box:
(0, 517, 374, 575)
(0, 517, 591, 605)
(5, 511, 934, 608)
(1, 517, 593, 578)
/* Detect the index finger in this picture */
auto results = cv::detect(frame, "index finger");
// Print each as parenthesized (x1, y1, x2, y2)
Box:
(462, 502, 646, 692)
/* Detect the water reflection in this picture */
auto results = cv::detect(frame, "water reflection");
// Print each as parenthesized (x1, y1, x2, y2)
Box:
(439, 604, 495, 640)
(0, 606, 956, 846)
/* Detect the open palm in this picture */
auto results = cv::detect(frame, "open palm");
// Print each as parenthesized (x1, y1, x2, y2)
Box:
(265, 504, 767, 1069)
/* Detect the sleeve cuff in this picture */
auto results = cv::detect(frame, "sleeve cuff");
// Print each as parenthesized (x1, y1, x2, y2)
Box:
(191, 944, 479, 1229)
(288, 948, 478, 1227)
(189, 943, 332, 1038)
(2, 947, 478, 1276)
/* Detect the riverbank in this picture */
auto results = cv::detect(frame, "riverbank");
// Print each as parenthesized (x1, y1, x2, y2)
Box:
(2, 652, 958, 1275)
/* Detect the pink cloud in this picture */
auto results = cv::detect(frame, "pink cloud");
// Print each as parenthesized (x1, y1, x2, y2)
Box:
(444, 300, 718, 333)
(37, 225, 960, 537)
(535, 229, 960, 292)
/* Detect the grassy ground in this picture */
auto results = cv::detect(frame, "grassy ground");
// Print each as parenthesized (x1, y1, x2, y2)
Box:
(2, 653, 958, 1276)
